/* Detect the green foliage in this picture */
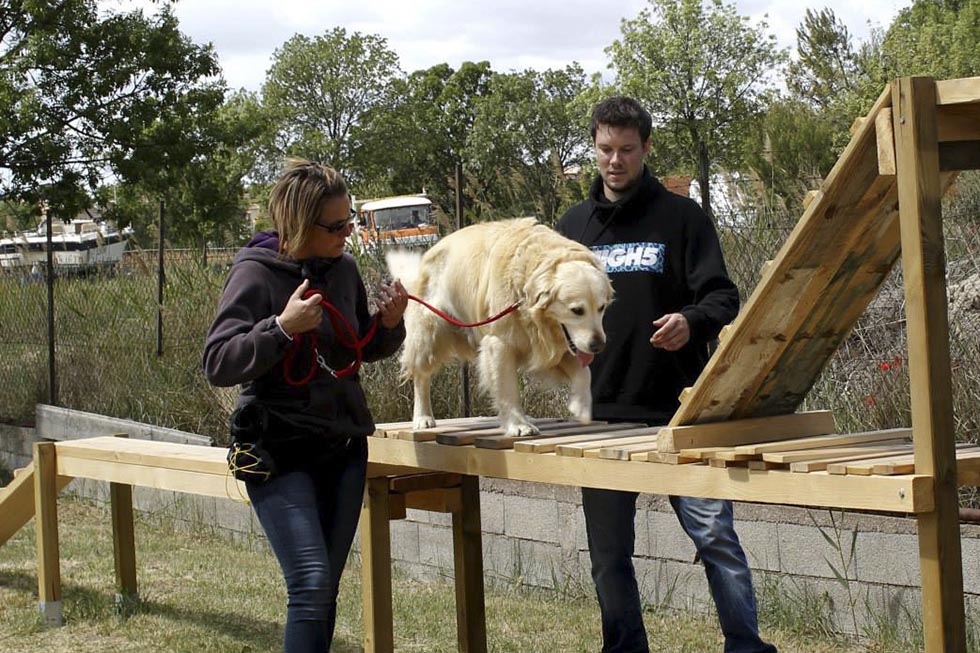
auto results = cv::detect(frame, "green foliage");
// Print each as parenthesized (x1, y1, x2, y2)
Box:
(0, 1, 224, 219)
(357, 61, 493, 221)
(882, 0, 980, 79)
(261, 28, 401, 183)
(607, 0, 785, 219)
(464, 65, 591, 225)
(742, 98, 838, 211)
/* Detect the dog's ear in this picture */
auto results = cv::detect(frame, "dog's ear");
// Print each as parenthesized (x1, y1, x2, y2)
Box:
(524, 263, 555, 310)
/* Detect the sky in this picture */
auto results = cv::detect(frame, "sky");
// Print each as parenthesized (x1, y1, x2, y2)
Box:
(100, 0, 911, 93)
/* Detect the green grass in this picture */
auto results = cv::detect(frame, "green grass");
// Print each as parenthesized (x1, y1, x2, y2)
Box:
(0, 496, 871, 653)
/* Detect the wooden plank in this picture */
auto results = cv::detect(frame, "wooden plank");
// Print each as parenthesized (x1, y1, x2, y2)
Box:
(374, 416, 497, 437)
(389, 473, 462, 493)
(937, 104, 980, 142)
(475, 421, 644, 450)
(678, 445, 747, 461)
(598, 441, 662, 461)
(631, 451, 702, 465)
(935, 76, 980, 105)
(513, 427, 661, 454)
(34, 442, 63, 626)
(56, 437, 228, 475)
(874, 449, 980, 477)
(876, 106, 896, 175)
(790, 448, 914, 473)
(435, 419, 587, 446)
(360, 477, 394, 653)
(366, 438, 932, 513)
(390, 418, 504, 442)
(402, 487, 462, 513)
(657, 411, 836, 453)
(0, 463, 72, 548)
(895, 75, 965, 653)
(557, 433, 662, 458)
(763, 440, 912, 464)
(734, 428, 913, 455)
(56, 455, 238, 499)
(802, 190, 820, 210)
(451, 476, 487, 653)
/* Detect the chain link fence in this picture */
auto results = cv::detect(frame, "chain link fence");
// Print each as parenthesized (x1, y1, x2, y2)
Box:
(2, 189, 979, 454)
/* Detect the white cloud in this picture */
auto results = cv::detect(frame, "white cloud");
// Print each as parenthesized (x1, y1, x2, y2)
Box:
(100, 0, 910, 92)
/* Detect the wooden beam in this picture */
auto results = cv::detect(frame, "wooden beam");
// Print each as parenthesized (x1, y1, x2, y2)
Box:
(367, 437, 932, 513)
(935, 76, 980, 105)
(33, 442, 62, 626)
(0, 463, 71, 547)
(109, 434, 138, 610)
(875, 107, 896, 175)
(452, 476, 487, 653)
(512, 427, 661, 454)
(894, 75, 966, 653)
(937, 104, 980, 142)
(657, 410, 837, 453)
(734, 428, 912, 455)
(360, 477, 394, 653)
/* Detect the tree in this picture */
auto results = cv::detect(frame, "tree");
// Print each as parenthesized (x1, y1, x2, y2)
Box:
(0, 1, 224, 218)
(606, 0, 785, 219)
(464, 65, 592, 224)
(881, 0, 980, 79)
(355, 61, 492, 219)
(787, 8, 860, 111)
(100, 91, 269, 248)
(261, 28, 400, 183)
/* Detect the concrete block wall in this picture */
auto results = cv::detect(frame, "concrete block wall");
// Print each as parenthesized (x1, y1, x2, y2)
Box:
(5, 410, 980, 635)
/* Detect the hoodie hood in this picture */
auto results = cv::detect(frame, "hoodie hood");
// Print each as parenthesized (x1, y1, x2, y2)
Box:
(246, 230, 280, 251)
(234, 231, 348, 281)
(588, 166, 660, 212)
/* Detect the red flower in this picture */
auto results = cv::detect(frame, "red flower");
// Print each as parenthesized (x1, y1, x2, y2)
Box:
(878, 362, 891, 372)
(893, 357, 903, 367)
(865, 395, 876, 407)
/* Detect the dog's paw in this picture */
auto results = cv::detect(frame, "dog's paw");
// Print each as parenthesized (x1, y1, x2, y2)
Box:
(413, 416, 437, 430)
(505, 422, 540, 437)
(567, 398, 592, 424)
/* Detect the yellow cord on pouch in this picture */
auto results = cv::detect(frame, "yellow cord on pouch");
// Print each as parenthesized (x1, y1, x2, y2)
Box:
(225, 442, 272, 504)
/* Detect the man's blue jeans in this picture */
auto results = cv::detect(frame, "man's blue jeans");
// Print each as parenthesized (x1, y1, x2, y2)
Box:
(582, 487, 777, 653)
(247, 438, 367, 653)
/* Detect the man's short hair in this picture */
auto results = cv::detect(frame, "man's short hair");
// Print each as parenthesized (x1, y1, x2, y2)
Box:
(590, 96, 652, 144)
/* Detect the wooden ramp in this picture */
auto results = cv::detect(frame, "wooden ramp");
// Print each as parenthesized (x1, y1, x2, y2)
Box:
(0, 462, 72, 547)
(668, 77, 979, 432)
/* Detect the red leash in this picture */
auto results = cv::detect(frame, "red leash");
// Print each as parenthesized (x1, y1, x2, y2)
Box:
(283, 290, 520, 386)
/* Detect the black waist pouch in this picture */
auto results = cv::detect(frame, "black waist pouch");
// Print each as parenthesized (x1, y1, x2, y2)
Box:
(227, 403, 278, 483)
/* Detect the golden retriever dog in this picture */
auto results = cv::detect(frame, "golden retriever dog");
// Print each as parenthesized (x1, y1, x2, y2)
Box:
(386, 217, 613, 436)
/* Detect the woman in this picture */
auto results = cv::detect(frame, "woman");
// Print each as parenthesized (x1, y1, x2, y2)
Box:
(203, 158, 408, 652)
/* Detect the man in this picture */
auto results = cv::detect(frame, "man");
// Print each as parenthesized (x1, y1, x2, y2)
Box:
(556, 96, 776, 653)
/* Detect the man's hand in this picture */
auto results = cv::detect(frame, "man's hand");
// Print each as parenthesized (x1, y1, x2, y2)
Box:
(278, 279, 323, 336)
(650, 313, 690, 351)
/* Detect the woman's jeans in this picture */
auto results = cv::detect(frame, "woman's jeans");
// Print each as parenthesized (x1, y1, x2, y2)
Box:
(247, 438, 367, 653)
(582, 487, 777, 653)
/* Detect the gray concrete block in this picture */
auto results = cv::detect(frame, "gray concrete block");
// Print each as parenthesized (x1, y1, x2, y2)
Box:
(390, 519, 421, 563)
(503, 494, 559, 543)
(646, 510, 696, 562)
(734, 517, 781, 572)
(774, 522, 843, 578)
(557, 501, 584, 557)
(480, 491, 504, 534)
(854, 531, 921, 587)
(418, 522, 454, 568)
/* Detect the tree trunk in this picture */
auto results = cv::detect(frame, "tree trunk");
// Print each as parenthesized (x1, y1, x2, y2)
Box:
(698, 140, 713, 222)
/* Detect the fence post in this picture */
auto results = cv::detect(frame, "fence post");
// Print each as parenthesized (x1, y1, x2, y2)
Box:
(156, 200, 165, 357)
(43, 201, 57, 406)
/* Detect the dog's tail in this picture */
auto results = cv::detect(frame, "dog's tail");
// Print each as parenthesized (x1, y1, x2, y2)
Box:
(384, 249, 423, 294)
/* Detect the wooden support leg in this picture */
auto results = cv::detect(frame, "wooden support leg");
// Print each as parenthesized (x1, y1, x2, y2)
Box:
(452, 475, 487, 653)
(360, 476, 394, 653)
(110, 434, 138, 611)
(894, 76, 966, 653)
(33, 441, 62, 626)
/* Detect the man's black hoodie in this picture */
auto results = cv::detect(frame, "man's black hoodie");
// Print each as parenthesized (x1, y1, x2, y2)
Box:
(556, 168, 738, 424)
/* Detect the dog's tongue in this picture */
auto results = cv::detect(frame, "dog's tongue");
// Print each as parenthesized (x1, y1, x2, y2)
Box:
(576, 351, 594, 367)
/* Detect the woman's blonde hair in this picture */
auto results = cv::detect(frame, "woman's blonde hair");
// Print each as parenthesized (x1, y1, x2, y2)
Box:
(268, 158, 349, 257)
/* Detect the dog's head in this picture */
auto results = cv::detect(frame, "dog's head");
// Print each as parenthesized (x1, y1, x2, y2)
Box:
(525, 258, 613, 367)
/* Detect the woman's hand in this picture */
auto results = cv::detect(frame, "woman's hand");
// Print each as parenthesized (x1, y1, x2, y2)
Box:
(278, 279, 323, 336)
(377, 279, 409, 329)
